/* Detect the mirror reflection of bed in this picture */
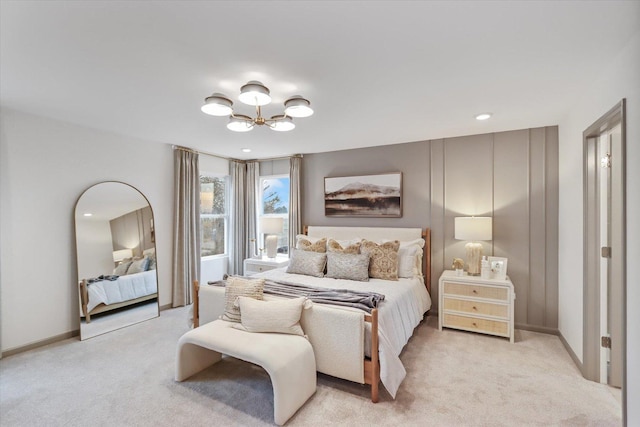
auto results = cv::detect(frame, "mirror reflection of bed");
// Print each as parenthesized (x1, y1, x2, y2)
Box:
(75, 182, 159, 340)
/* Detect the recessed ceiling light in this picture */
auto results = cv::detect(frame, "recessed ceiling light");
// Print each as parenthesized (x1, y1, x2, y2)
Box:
(83, 213, 93, 217)
(242, 148, 251, 153)
(475, 113, 492, 121)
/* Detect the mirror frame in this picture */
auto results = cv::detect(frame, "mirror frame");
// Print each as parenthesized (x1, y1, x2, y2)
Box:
(74, 181, 159, 340)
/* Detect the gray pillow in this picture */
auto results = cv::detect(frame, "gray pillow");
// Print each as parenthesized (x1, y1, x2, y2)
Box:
(286, 248, 327, 278)
(326, 252, 370, 281)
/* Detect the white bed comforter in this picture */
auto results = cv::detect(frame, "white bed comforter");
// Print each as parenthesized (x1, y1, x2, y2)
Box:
(256, 268, 431, 398)
(86, 270, 157, 312)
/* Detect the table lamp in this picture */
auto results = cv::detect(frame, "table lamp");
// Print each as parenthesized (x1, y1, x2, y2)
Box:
(112, 248, 133, 264)
(260, 217, 284, 259)
(454, 217, 492, 275)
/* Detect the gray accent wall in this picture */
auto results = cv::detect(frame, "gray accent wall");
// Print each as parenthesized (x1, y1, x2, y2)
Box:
(303, 141, 430, 228)
(302, 127, 558, 331)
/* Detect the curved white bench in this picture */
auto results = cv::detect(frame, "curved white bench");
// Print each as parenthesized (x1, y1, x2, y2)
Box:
(176, 320, 317, 425)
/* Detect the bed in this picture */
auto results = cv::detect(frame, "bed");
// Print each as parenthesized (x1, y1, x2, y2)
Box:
(79, 260, 158, 323)
(194, 226, 431, 401)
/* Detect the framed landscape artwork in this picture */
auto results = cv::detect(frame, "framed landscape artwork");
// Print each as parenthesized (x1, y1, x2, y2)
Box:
(324, 172, 402, 217)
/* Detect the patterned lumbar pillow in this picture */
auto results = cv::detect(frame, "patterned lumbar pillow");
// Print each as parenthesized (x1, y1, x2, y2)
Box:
(326, 252, 370, 281)
(113, 260, 133, 276)
(221, 276, 265, 322)
(233, 296, 310, 336)
(297, 237, 327, 253)
(286, 248, 327, 277)
(127, 257, 149, 274)
(327, 238, 361, 254)
(361, 240, 400, 280)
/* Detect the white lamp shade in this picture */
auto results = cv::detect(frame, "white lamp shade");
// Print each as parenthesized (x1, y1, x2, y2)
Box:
(201, 93, 233, 116)
(270, 115, 295, 132)
(284, 96, 314, 118)
(227, 115, 254, 132)
(238, 80, 272, 106)
(454, 217, 492, 241)
(260, 217, 284, 234)
(113, 248, 133, 262)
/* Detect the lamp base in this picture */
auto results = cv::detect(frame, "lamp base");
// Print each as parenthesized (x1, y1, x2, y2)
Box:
(465, 242, 483, 276)
(265, 235, 278, 259)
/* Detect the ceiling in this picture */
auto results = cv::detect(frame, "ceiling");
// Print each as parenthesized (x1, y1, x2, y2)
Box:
(1, 1, 639, 160)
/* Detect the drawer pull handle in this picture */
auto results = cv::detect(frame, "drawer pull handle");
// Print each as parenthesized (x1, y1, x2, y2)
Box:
(472, 289, 478, 294)
(472, 322, 477, 327)
(472, 306, 477, 310)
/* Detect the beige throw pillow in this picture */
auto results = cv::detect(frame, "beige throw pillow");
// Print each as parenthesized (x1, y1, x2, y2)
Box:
(297, 237, 327, 253)
(233, 296, 308, 336)
(221, 276, 265, 322)
(361, 240, 400, 280)
(327, 238, 361, 254)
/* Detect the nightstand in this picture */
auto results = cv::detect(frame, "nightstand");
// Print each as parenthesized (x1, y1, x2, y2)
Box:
(438, 270, 516, 343)
(243, 256, 289, 276)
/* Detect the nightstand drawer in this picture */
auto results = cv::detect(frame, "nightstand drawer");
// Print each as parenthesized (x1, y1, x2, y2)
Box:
(443, 297, 508, 318)
(443, 282, 508, 301)
(247, 265, 272, 273)
(443, 313, 509, 336)
(243, 257, 289, 276)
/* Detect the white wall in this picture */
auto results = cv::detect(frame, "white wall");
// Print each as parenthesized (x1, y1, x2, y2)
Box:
(0, 109, 174, 352)
(76, 220, 113, 279)
(558, 30, 640, 423)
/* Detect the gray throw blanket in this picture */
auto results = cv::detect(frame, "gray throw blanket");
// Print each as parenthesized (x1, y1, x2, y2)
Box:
(87, 275, 119, 284)
(208, 278, 385, 313)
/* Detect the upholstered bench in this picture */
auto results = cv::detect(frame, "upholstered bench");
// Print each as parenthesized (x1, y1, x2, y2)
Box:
(175, 319, 317, 425)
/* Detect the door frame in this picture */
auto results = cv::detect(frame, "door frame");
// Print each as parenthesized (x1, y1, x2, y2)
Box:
(582, 99, 626, 422)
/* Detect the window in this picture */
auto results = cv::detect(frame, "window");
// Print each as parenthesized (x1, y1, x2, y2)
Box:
(260, 175, 290, 255)
(200, 174, 229, 257)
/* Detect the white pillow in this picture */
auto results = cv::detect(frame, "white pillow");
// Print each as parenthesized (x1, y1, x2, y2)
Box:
(142, 248, 156, 257)
(233, 296, 310, 336)
(398, 243, 423, 278)
(383, 238, 425, 278)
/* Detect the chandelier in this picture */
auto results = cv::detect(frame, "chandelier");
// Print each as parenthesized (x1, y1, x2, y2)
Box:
(201, 80, 313, 132)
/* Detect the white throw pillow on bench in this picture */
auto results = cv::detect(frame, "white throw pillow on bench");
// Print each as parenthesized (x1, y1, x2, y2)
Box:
(233, 296, 310, 337)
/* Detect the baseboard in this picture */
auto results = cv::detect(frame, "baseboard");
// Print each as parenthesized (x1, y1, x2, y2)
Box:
(557, 330, 583, 372)
(3, 304, 178, 358)
(2, 329, 80, 358)
(514, 323, 559, 335)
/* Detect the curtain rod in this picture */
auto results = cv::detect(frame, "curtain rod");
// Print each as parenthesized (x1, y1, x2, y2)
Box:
(172, 145, 303, 162)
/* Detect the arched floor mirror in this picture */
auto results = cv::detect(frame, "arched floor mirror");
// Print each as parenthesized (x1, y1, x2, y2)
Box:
(75, 182, 159, 340)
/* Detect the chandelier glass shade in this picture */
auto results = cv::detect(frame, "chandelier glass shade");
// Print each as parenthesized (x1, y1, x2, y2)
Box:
(201, 80, 313, 132)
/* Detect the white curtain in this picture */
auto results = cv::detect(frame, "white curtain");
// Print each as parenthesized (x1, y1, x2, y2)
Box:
(172, 148, 200, 307)
(245, 161, 259, 261)
(229, 160, 246, 275)
(289, 156, 302, 252)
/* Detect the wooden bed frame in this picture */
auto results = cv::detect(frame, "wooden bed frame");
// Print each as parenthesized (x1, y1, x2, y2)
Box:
(192, 227, 431, 403)
(79, 279, 158, 323)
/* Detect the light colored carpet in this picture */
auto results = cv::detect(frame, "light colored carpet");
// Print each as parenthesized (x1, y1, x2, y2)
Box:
(0, 306, 621, 426)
